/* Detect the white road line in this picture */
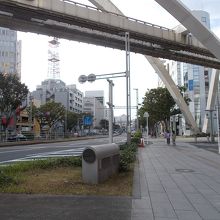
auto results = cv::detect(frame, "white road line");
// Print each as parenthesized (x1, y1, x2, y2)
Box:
(68, 142, 91, 146)
(0, 148, 85, 164)
(26, 148, 85, 157)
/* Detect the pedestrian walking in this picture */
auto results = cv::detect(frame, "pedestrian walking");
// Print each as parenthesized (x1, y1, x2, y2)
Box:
(165, 130, 170, 145)
(206, 133, 210, 142)
(172, 131, 176, 145)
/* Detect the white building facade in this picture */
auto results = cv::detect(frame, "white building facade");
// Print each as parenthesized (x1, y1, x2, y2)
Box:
(0, 27, 21, 78)
(32, 79, 83, 113)
(83, 96, 104, 128)
(85, 90, 105, 105)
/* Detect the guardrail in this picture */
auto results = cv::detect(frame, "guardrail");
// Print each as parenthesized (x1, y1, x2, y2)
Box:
(0, 131, 107, 143)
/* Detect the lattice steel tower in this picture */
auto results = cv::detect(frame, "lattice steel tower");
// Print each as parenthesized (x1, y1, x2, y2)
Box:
(48, 37, 60, 79)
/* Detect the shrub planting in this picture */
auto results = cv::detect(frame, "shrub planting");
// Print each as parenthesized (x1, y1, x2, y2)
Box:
(0, 171, 15, 187)
(119, 141, 138, 172)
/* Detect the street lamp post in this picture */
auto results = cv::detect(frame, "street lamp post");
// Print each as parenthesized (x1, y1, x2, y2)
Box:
(107, 79, 114, 143)
(79, 72, 125, 144)
(65, 89, 69, 137)
(0, 113, 1, 141)
(29, 96, 33, 131)
(216, 100, 220, 154)
(144, 112, 149, 144)
(216, 82, 220, 154)
(78, 32, 131, 144)
(133, 88, 139, 130)
(125, 32, 131, 144)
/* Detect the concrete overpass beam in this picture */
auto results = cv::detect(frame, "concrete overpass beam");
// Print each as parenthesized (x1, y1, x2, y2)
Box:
(146, 56, 199, 132)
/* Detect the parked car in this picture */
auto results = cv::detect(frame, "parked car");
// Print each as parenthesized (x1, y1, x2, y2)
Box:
(7, 134, 27, 142)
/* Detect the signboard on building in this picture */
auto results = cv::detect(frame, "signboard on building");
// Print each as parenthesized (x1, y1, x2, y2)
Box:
(188, 80, 193, 91)
(83, 116, 93, 126)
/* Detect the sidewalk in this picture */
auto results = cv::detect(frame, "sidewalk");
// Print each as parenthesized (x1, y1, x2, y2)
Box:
(0, 194, 131, 220)
(132, 138, 220, 220)
(2, 138, 220, 219)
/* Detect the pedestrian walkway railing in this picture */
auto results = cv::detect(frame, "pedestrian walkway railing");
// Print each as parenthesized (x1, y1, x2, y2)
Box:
(0, 131, 105, 144)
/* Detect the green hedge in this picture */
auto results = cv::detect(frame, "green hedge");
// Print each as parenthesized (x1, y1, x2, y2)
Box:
(133, 130, 142, 139)
(119, 141, 138, 172)
(0, 171, 15, 186)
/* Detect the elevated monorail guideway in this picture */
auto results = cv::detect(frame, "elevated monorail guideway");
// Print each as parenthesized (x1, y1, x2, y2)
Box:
(0, 0, 220, 69)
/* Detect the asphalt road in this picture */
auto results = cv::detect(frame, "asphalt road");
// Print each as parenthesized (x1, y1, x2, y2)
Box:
(0, 135, 126, 165)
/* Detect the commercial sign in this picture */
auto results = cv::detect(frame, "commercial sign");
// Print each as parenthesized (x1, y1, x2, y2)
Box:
(83, 116, 93, 126)
(188, 80, 193, 91)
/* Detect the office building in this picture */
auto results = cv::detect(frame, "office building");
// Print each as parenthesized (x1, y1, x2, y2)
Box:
(0, 27, 21, 78)
(85, 90, 105, 105)
(83, 96, 104, 128)
(32, 79, 83, 114)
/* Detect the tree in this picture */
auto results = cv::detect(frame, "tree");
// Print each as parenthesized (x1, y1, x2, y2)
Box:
(67, 111, 79, 131)
(171, 86, 191, 115)
(34, 101, 65, 133)
(0, 73, 28, 130)
(139, 86, 190, 132)
(100, 119, 109, 130)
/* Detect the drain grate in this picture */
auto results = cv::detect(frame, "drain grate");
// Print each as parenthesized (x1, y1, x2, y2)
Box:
(175, 168, 195, 173)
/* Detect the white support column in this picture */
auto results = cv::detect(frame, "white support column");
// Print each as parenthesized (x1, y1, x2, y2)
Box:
(89, 0, 124, 14)
(89, 0, 199, 133)
(202, 70, 220, 133)
(147, 56, 199, 132)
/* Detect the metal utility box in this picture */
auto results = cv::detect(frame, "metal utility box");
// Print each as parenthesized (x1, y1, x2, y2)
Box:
(82, 143, 119, 184)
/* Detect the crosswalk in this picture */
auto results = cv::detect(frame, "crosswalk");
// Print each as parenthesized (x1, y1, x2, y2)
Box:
(0, 147, 85, 164)
(26, 147, 85, 158)
(0, 137, 127, 165)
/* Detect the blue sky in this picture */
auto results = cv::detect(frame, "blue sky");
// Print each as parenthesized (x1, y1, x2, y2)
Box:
(18, 0, 220, 117)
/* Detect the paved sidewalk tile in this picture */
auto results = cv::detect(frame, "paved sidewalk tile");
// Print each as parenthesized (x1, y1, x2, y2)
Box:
(132, 139, 220, 220)
(131, 208, 154, 220)
(175, 210, 202, 220)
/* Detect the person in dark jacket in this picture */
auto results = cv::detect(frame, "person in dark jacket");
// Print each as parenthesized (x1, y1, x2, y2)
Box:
(165, 130, 170, 145)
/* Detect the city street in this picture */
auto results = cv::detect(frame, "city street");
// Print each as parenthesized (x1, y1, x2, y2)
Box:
(0, 135, 126, 165)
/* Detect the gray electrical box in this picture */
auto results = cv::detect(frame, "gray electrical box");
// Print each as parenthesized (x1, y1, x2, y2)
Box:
(82, 143, 119, 184)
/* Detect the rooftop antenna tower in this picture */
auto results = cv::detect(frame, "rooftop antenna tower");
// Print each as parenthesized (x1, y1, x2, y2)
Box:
(47, 37, 60, 79)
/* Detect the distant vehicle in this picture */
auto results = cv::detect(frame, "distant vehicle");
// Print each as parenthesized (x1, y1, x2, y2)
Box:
(114, 129, 123, 135)
(73, 132, 80, 137)
(7, 134, 27, 142)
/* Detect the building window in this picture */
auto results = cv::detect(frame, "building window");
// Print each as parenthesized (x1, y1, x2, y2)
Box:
(201, 17, 206, 22)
